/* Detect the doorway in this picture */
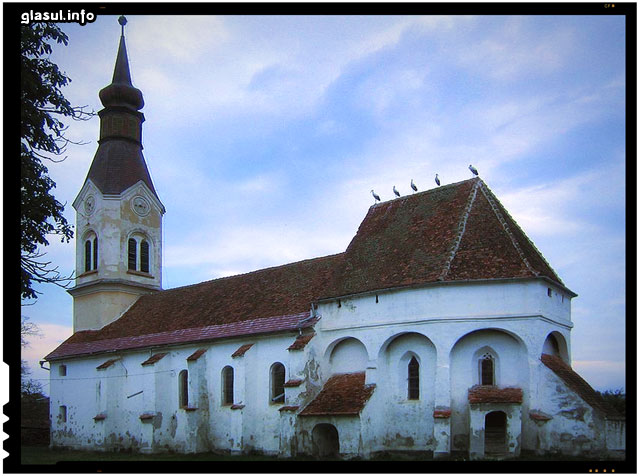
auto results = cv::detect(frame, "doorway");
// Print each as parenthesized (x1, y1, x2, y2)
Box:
(484, 411, 507, 455)
(312, 423, 339, 458)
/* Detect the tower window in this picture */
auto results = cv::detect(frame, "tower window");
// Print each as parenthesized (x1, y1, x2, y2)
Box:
(178, 369, 189, 408)
(128, 238, 137, 270)
(128, 236, 151, 273)
(270, 362, 285, 404)
(222, 366, 234, 405)
(140, 240, 150, 273)
(84, 234, 98, 272)
(59, 405, 67, 423)
(59, 364, 67, 377)
(407, 356, 419, 400)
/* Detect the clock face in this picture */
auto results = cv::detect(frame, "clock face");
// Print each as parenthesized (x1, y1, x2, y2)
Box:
(84, 195, 96, 215)
(132, 196, 151, 216)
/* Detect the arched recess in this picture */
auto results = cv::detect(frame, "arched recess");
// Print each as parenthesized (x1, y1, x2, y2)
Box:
(312, 423, 340, 457)
(378, 332, 436, 402)
(449, 328, 528, 390)
(326, 337, 368, 375)
(541, 331, 569, 363)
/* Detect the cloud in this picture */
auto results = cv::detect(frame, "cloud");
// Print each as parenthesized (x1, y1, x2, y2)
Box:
(455, 17, 575, 81)
(130, 16, 229, 64)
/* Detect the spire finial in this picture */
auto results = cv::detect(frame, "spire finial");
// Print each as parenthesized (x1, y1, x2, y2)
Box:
(118, 15, 127, 36)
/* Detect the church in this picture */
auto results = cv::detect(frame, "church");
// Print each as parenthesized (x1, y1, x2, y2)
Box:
(45, 20, 625, 459)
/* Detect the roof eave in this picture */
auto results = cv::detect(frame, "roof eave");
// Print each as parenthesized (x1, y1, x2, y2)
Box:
(315, 275, 577, 304)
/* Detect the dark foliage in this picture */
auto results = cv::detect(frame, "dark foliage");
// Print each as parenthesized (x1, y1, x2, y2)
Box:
(21, 22, 93, 300)
(597, 389, 626, 416)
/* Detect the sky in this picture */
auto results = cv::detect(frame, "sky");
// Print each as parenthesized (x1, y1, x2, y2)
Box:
(19, 13, 627, 395)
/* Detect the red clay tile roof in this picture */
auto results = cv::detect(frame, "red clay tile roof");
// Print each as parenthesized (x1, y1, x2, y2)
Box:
(48, 178, 570, 360)
(468, 385, 523, 404)
(231, 343, 254, 358)
(96, 358, 118, 370)
(540, 354, 623, 419)
(299, 372, 375, 416)
(287, 333, 315, 351)
(529, 411, 552, 421)
(230, 404, 245, 410)
(186, 348, 206, 361)
(433, 408, 452, 418)
(283, 379, 304, 388)
(140, 352, 168, 366)
(324, 178, 565, 298)
(46, 314, 313, 360)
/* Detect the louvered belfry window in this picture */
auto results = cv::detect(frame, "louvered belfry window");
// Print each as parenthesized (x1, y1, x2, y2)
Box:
(140, 240, 150, 273)
(408, 356, 420, 400)
(85, 240, 92, 272)
(128, 238, 137, 270)
(93, 236, 98, 270)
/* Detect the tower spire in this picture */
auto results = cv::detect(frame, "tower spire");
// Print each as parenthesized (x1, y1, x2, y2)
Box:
(99, 16, 143, 110)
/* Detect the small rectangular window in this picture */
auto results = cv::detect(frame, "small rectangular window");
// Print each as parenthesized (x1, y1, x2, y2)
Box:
(128, 239, 137, 271)
(59, 405, 67, 422)
(59, 364, 67, 377)
(140, 240, 150, 273)
(547, 288, 553, 297)
(179, 370, 189, 408)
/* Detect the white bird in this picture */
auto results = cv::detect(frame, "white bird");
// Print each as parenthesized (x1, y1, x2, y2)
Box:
(371, 189, 381, 203)
(435, 174, 440, 186)
(410, 179, 418, 192)
(393, 185, 400, 198)
(469, 164, 479, 176)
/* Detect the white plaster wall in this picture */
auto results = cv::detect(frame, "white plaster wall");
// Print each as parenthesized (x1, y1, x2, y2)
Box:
(53, 277, 583, 457)
(363, 332, 437, 453)
(72, 180, 163, 332)
(317, 280, 572, 334)
(533, 363, 606, 455)
(449, 329, 528, 452)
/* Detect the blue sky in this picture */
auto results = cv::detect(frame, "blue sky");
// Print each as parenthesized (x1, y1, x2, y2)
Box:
(20, 14, 626, 394)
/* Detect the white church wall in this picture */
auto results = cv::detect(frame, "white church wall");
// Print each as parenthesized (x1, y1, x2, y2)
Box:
(364, 332, 437, 453)
(449, 328, 529, 452)
(533, 363, 606, 456)
(317, 280, 571, 334)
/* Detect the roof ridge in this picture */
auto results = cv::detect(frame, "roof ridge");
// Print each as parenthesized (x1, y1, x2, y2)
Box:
(438, 178, 482, 281)
(368, 177, 478, 209)
(478, 182, 562, 284)
(477, 181, 539, 277)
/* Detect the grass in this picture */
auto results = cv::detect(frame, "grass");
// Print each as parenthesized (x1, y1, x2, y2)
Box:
(19, 445, 624, 466)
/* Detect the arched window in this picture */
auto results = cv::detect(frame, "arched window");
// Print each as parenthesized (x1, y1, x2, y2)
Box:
(222, 366, 234, 405)
(270, 362, 285, 404)
(407, 356, 419, 400)
(481, 354, 495, 386)
(178, 369, 189, 408)
(127, 235, 152, 273)
(84, 234, 98, 272)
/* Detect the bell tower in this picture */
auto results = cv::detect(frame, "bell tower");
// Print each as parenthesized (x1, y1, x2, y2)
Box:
(69, 16, 165, 332)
